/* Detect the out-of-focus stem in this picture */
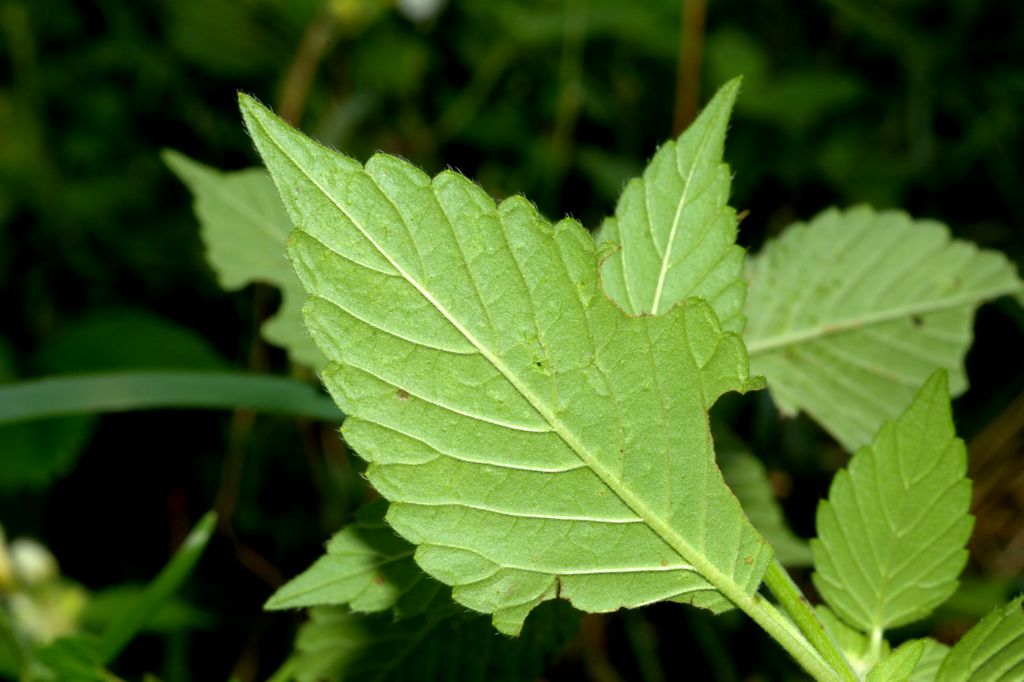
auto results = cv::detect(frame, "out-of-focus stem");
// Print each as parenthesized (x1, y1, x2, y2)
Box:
(673, 0, 707, 134)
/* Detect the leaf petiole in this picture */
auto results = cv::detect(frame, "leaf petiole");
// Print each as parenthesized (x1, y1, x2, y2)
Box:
(762, 560, 859, 682)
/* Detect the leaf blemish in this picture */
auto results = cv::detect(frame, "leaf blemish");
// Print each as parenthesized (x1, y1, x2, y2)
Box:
(396, 389, 410, 400)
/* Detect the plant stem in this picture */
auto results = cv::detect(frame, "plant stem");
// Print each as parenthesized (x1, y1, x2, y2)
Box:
(278, 10, 337, 126)
(673, 0, 707, 134)
(735, 591, 839, 681)
(762, 561, 859, 682)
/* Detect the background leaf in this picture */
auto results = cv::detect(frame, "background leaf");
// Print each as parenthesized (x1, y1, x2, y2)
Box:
(812, 371, 973, 634)
(35, 635, 117, 682)
(0, 372, 341, 425)
(714, 426, 812, 567)
(596, 78, 744, 330)
(286, 603, 577, 682)
(242, 95, 771, 636)
(0, 309, 227, 492)
(266, 500, 442, 616)
(744, 206, 1022, 451)
(96, 510, 216, 664)
(937, 595, 1024, 682)
(269, 503, 578, 682)
(163, 150, 326, 370)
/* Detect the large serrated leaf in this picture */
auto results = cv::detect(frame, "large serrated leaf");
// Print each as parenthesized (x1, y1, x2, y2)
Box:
(266, 500, 442, 616)
(937, 595, 1024, 682)
(241, 95, 771, 636)
(812, 371, 973, 635)
(287, 603, 576, 682)
(596, 78, 745, 330)
(744, 206, 1022, 451)
(163, 150, 326, 369)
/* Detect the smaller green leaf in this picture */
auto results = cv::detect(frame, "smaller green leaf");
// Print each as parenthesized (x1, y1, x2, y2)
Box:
(812, 370, 973, 634)
(266, 500, 441, 616)
(909, 639, 950, 682)
(163, 150, 325, 369)
(287, 603, 577, 682)
(937, 595, 1024, 682)
(97, 511, 216, 664)
(867, 640, 926, 682)
(596, 77, 745, 329)
(744, 206, 1023, 451)
(81, 586, 213, 634)
(36, 635, 117, 682)
(714, 426, 812, 566)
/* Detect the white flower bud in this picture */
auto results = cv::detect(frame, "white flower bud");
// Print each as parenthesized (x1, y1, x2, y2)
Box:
(9, 539, 59, 587)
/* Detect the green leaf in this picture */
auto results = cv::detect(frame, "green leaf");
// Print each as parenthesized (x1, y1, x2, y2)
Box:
(0, 372, 341, 425)
(867, 640, 926, 682)
(97, 511, 216, 664)
(32, 308, 227, 374)
(744, 206, 1023, 451)
(266, 500, 442, 616)
(596, 78, 745, 329)
(241, 94, 770, 636)
(909, 639, 950, 682)
(812, 371, 973, 634)
(81, 586, 213, 634)
(288, 603, 576, 682)
(0, 335, 96, 492)
(163, 150, 326, 369)
(937, 595, 1024, 682)
(714, 426, 812, 566)
(0, 309, 227, 492)
(36, 635, 118, 682)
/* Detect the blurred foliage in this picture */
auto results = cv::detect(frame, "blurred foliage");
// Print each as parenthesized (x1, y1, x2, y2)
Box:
(1, 0, 1022, 679)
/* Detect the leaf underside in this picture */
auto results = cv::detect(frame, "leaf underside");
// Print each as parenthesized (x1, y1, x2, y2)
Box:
(812, 371, 973, 634)
(163, 150, 326, 369)
(744, 206, 1022, 451)
(266, 500, 442, 616)
(289, 603, 575, 682)
(241, 94, 771, 636)
(937, 595, 1024, 682)
(596, 77, 745, 331)
(272, 503, 577, 682)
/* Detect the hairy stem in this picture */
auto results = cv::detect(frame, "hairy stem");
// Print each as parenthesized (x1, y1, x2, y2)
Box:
(762, 561, 859, 682)
(736, 590, 839, 681)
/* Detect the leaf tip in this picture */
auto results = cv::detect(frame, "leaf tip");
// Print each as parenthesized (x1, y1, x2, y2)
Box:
(921, 368, 950, 397)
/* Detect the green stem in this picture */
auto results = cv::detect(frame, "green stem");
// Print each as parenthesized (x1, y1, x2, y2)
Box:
(736, 591, 839, 681)
(763, 561, 859, 682)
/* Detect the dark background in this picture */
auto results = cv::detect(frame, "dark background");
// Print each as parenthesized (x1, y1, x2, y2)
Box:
(1, 0, 1022, 679)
